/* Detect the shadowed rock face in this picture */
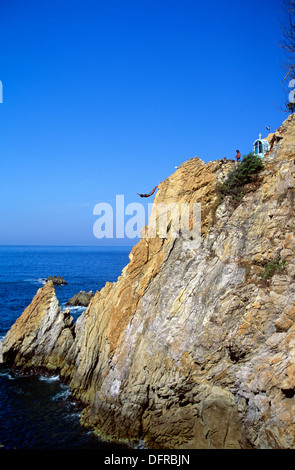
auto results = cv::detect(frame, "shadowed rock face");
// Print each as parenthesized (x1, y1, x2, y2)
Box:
(1, 115, 295, 449)
(66, 291, 94, 307)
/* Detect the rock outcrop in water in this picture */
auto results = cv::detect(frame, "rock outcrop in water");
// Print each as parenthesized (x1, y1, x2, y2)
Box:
(66, 291, 95, 307)
(1, 115, 295, 449)
(47, 275, 67, 285)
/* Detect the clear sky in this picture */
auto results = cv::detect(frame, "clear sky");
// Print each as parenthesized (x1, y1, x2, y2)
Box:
(0, 0, 289, 246)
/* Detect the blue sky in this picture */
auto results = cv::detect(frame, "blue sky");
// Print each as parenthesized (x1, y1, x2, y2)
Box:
(0, 0, 289, 246)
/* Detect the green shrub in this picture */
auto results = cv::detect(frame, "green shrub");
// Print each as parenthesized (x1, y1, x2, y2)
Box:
(218, 152, 265, 200)
(260, 258, 286, 280)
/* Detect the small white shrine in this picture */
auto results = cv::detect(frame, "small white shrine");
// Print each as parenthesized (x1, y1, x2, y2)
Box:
(253, 133, 270, 158)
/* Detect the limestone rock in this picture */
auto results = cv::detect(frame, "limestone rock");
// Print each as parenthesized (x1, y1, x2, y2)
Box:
(0, 281, 75, 371)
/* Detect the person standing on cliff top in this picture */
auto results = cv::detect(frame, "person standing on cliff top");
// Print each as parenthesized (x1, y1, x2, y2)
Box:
(235, 150, 241, 163)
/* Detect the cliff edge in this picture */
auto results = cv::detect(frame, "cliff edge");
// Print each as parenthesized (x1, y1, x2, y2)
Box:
(1, 114, 295, 449)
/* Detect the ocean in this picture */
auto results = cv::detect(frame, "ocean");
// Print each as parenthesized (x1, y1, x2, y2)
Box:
(0, 245, 132, 449)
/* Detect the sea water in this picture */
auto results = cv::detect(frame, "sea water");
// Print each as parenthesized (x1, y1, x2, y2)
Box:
(0, 245, 132, 449)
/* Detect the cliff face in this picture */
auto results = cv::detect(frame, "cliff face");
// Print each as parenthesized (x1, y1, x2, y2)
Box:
(1, 114, 295, 449)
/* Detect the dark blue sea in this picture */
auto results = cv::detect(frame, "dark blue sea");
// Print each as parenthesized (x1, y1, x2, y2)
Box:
(0, 245, 132, 450)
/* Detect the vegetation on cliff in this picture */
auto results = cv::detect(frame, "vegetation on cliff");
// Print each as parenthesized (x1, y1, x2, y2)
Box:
(217, 152, 265, 201)
(260, 257, 287, 280)
(280, 0, 295, 112)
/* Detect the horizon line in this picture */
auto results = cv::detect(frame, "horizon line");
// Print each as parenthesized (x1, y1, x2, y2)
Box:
(0, 244, 135, 248)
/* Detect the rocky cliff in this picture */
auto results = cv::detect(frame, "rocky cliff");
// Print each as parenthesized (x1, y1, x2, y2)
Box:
(1, 114, 295, 449)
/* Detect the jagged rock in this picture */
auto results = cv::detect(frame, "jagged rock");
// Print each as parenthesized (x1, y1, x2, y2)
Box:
(0, 281, 75, 370)
(66, 291, 95, 307)
(47, 275, 67, 285)
(1, 115, 295, 449)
